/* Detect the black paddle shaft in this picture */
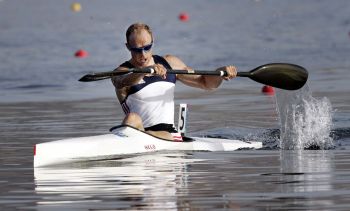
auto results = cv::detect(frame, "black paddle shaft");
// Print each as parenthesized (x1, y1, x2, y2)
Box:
(79, 63, 308, 90)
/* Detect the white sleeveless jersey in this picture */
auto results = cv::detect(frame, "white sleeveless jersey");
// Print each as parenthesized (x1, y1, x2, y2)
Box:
(121, 77, 175, 128)
(119, 55, 177, 128)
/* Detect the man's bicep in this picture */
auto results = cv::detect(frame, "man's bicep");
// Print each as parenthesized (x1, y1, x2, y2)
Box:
(164, 55, 187, 70)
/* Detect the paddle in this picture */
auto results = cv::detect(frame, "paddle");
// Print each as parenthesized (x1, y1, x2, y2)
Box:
(79, 63, 308, 90)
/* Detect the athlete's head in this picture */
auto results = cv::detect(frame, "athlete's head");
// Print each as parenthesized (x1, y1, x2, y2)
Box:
(125, 23, 154, 67)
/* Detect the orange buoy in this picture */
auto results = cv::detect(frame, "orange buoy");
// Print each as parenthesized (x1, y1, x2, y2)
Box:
(75, 49, 88, 58)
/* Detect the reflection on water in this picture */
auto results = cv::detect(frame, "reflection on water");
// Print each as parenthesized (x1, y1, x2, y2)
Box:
(279, 150, 334, 207)
(34, 153, 200, 210)
(280, 150, 333, 192)
(33, 150, 350, 210)
(256, 150, 337, 210)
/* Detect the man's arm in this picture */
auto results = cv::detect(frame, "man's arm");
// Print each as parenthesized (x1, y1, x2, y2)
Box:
(111, 63, 170, 102)
(110, 66, 147, 103)
(164, 55, 236, 90)
(111, 66, 146, 89)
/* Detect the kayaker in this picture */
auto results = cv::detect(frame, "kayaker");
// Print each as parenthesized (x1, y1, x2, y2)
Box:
(111, 22, 237, 141)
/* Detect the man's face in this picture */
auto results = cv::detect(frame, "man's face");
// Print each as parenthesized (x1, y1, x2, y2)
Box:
(127, 30, 153, 67)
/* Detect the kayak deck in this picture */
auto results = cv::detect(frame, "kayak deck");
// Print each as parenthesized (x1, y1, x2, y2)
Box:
(34, 125, 262, 167)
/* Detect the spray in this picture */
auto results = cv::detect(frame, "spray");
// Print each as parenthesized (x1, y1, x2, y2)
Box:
(275, 84, 333, 149)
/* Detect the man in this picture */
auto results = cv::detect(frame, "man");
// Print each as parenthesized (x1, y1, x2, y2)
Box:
(112, 22, 237, 141)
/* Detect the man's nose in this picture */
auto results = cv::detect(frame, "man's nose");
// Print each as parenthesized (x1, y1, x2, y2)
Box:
(139, 50, 147, 57)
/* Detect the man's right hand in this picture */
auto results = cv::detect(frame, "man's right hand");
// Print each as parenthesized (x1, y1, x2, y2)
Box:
(150, 64, 167, 79)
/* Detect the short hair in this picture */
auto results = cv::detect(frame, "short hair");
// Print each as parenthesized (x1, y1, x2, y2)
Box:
(126, 22, 153, 44)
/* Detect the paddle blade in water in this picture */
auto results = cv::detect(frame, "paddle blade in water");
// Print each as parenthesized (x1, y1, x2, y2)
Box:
(248, 63, 308, 90)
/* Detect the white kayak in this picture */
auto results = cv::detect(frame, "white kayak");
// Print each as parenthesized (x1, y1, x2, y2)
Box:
(34, 125, 262, 167)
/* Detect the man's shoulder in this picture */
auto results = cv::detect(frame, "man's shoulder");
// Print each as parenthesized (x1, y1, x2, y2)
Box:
(153, 54, 175, 62)
(162, 54, 184, 67)
(118, 60, 134, 69)
(163, 54, 177, 61)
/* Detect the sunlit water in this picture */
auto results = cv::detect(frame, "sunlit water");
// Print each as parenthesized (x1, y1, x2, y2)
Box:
(1, 0, 350, 210)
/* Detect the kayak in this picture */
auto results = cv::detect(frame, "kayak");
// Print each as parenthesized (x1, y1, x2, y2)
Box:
(33, 125, 262, 167)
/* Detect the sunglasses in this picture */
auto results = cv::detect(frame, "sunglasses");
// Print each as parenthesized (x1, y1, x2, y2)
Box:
(127, 42, 153, 53)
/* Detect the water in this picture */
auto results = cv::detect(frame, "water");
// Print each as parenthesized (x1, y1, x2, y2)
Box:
(31, 151, 349, 210)
(1, 0, 350, 210)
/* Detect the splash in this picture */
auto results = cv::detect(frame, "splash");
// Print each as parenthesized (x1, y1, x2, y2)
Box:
(275, 84, 333, 149)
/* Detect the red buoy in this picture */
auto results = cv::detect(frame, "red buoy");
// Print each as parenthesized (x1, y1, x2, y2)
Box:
(179, 12, 189, 22)
(75, 49, 88, 58)
(262, 85, 274, 95)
